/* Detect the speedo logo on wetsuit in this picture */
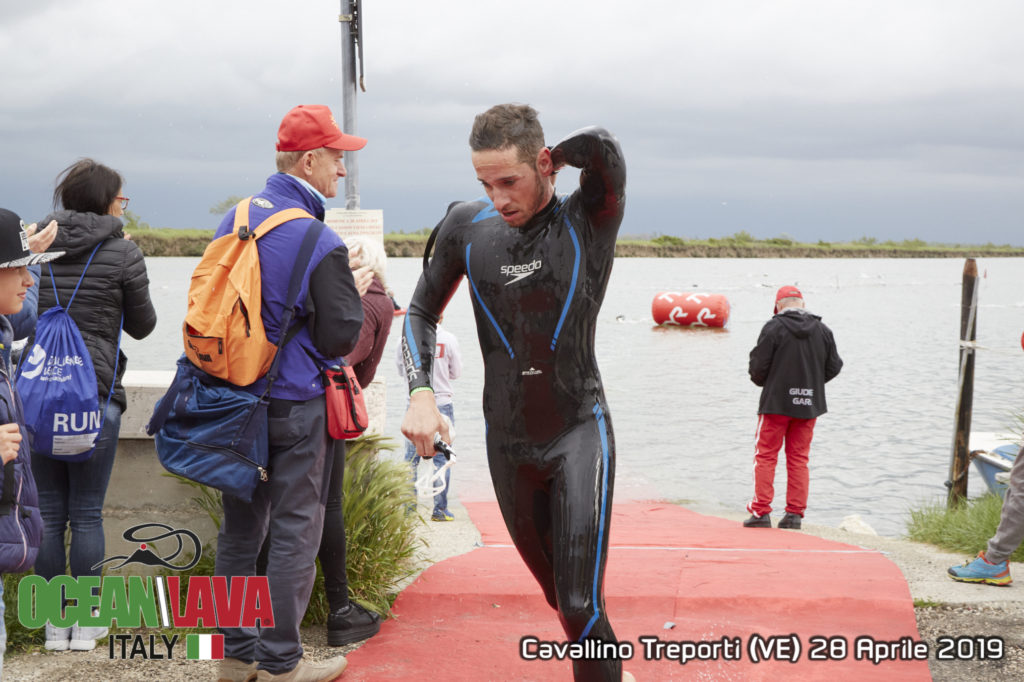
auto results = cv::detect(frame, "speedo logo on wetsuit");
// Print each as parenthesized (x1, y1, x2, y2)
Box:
(500, 259, 543, 285)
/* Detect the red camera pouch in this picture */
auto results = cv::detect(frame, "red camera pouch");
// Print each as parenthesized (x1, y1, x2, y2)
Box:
(324, 365, 368, 440)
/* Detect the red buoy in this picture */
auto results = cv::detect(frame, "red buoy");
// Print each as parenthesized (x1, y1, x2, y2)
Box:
(652, 292, 730, 328)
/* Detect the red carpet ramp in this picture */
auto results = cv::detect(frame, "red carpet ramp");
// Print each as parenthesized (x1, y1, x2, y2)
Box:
(343, 502, 930, 680)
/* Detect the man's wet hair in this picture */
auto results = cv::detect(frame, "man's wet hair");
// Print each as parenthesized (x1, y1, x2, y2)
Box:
(469, 104, 545, 166)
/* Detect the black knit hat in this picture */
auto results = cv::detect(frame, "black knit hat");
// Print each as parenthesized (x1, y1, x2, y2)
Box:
(0, 209, 64, 268)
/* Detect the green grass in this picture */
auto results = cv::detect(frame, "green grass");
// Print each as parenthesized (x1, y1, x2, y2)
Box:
(3, 572, 44, 652)
(906, 493, 1024, 562)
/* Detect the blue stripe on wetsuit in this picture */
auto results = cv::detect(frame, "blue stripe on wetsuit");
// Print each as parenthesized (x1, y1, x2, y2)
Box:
(465, 242, 515, 359)
(579, 402, 611, 641)
(551, 217, 580, 351)
(403, 313, 421, 369)
(472, 197, 499, 223)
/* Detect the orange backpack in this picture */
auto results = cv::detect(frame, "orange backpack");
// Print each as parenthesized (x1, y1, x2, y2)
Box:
(183, 198, 313, 386)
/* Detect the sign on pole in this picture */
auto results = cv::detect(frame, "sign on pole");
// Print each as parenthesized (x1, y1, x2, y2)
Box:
(324, 208, 383, 245)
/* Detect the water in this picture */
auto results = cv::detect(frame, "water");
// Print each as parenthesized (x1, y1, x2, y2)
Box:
(125, 257, 1024, 537)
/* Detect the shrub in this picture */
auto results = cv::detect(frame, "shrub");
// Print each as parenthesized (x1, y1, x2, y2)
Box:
(305, 435, 421, 621)
(906, 494, 1024, 562)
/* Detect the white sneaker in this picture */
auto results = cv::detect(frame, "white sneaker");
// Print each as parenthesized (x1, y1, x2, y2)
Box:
(69, 622, 109, 651)
(69, 607, 108, 651)
(44, 623, 71, 651)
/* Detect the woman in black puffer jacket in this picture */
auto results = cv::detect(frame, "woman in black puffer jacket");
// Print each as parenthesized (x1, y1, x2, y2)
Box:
(31, 159, 157, 652)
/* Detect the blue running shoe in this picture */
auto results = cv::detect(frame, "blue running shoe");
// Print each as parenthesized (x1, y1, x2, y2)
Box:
(948, 551, 1012, 586)
(431, 510, 455, 522)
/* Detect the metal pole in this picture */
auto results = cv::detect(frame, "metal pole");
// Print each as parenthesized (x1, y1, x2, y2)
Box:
(339, 0, 359, 209)
(947, 258, 979, 507)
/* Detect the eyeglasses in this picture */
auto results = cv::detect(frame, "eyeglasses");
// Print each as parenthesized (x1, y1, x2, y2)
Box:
(116, 196, 130, 210)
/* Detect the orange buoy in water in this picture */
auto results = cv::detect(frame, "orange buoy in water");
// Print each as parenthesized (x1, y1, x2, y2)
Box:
(652, 292, 730, 328)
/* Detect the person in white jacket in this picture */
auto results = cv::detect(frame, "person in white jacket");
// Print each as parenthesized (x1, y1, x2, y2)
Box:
(397, 321, 461, 520)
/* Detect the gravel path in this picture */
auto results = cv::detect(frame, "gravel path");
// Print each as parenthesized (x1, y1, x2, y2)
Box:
(5, 504, 1021, 681)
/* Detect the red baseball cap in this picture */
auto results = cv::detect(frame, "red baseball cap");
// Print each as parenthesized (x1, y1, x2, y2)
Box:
(276, 105, 367, 152)
(774, 285, 803, 314)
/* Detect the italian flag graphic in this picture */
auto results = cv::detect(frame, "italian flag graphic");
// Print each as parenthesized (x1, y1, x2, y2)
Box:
(186, 633, 225, 660)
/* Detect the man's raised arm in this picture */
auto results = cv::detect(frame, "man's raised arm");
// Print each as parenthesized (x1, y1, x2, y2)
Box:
(549, 126, 626, 229)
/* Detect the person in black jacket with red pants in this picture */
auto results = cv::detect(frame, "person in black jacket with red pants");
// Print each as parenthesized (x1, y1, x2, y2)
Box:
(745, 285, 843, 530)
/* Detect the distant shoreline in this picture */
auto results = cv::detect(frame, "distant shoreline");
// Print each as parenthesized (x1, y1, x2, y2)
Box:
(385, 236, 1024, 259)
(127, 230, 1024, 259)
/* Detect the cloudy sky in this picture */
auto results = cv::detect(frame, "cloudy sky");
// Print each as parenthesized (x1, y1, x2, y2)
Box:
(2, 0, 1023, 244)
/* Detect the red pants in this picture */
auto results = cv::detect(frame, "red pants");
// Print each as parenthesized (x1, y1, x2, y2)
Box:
(747, 413, 816, 517)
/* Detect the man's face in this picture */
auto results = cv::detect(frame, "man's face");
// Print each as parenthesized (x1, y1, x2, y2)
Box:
(472, 147, 550, 228)
(308, 148, 346, 198)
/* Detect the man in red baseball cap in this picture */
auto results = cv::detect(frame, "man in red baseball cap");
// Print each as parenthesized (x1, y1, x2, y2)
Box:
(745, 285, 843, 530)
(773, 285, 802, 314)
(211, 105, 372, 682)
(274, 104, 367, 201)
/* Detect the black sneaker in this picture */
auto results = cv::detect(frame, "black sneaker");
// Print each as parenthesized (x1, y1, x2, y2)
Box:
(778, 513, 802, 529)
(326, 602, 382, 646)
(743, 514, 771, 528)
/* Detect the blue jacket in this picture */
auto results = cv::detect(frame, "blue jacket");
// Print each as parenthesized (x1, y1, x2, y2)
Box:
(214, 174, 364, 400)
(0, 316, 42, 573)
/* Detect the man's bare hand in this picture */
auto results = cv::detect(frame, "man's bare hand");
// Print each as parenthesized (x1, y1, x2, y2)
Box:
(401, 391, 450, 458)
(352, 265, 373, 298)
(0, 423, 23, 465)
(25, 220, 58, 254)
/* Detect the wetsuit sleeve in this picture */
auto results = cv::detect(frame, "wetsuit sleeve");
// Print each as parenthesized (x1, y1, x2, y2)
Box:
(823, 325, 843, 383)
(549, 126, 626, 231)
(307, 244, 364, 358)
(748, 322, 776, 387)
(401, 207, 466, 395)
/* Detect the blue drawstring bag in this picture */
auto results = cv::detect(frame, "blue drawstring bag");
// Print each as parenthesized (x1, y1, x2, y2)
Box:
(17, 243, 121, 462)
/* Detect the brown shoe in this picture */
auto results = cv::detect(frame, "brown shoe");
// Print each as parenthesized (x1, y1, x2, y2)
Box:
(255, 656, 348, 682)
(218, 657, 258, 682)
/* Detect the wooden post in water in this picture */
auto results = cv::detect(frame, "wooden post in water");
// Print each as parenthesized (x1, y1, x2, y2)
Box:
(946, 258, 979, 508)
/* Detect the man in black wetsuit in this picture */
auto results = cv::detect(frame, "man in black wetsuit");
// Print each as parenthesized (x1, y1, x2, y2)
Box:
(400, 104, 630, 682)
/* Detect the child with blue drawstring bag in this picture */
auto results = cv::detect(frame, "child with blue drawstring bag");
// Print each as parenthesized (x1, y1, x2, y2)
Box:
(0, 208, 63, 675)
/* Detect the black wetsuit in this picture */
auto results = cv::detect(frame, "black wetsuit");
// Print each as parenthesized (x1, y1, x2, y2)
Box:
(402, 126, 626, 681)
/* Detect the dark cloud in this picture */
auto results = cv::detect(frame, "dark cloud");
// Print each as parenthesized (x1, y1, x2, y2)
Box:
(3, 1, 1024, 243)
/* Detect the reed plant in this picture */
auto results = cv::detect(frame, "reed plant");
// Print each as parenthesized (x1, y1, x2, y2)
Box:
(906, 493, 1024, 562)
(304, 434, 422, 622)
